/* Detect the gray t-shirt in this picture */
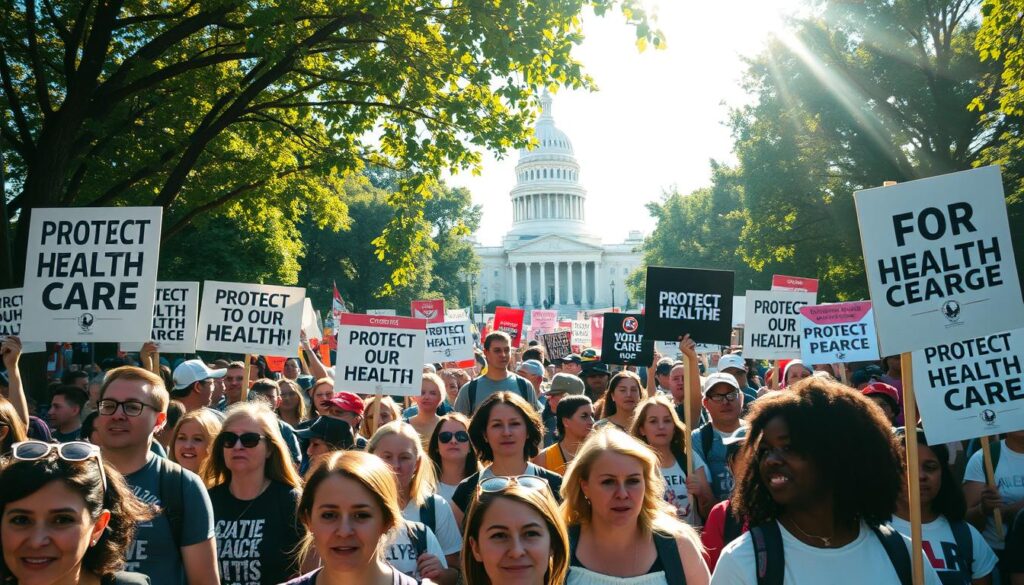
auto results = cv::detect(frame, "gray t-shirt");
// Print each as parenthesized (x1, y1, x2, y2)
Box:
(123, 453, 216, 585)
(452, 373, 538, 415)
(691, 423, 747, 501)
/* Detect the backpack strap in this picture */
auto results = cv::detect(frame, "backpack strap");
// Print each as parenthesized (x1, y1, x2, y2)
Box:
(515, 376, 531, 402)
(948, 520, 974, 580)
(722, 503, 743, 545)
(670, 445, 688, 478)
(749, 521, 783, 585)
(653, 531, 686, 585)
(869, 523, 912, 585)
(700, 423, 715, 459)
(568, 524, 581, 556)
(405, 521, 429, 560)
(155, 456, 185, 551)
(419, 495, 437, 535)
(467, 378, 480, 412)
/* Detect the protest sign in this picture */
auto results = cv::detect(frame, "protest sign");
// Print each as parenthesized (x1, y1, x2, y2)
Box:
(335, 313, 426, 395)
(302, 298, 323, 342)
(590, 314, 604, 348)
(732, 296, 746, 327)
(771, 275, 820, 293)
(367, 309, 397, 316)
(743, 290, 817, 360)
(493, 307, 525, 346)
(21, 207, 162, 342)
(196, 281, 305, 356)
(571, 320, 591, 352)
(531, 309, 558, 334)
(121, 282, 200, 354)
(411, 299, 445, 323)
(798, 302, 879, 365)
(542, 330, 573, 361)
(0, 289, 46, 352)
(855, 166, 1024, 356)
(265, 356, 287, 372)
(643, 266, 734, 344)
(425, 319, 474, 362)
(445, 307, 469, 321)
(912, 329, 1024, 444)
(602, 314, 654, 366)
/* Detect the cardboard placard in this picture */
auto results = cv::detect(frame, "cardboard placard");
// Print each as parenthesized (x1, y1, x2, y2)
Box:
(265, 355, 287, 373)
(531, 309, 558, 334)
(335, 313, 426, 395)
(571, 320, 591, 352)
(196, 281, 305, 356)
(0, 288, 46, 352)
(493, 307, 525, 346)
(643, 266, 735, 344)
(411, 299, 445, 323)
(425, 319, 474, 362)
(542, 330, 573, 361)
(302, 298, 323, 341)
(602, 313, 654, 366)
(743, 290, 818, 360)
(798, 302, 879, 365)
(771, 275, 820, 293)
(732, 296, 746, 327)
(912, 328, 1024, 444)
(855, 166, 1024, 355)
(121, 282, 200, 354)
(590, 315, 604, 349)
(21, 207, 162, 342)
(445, 307, 469, 321)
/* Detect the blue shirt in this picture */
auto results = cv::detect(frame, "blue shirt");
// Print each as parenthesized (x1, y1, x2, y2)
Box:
(691, 423, 747, 501)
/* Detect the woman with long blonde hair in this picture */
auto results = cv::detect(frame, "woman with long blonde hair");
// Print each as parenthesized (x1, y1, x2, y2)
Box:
(361, 395, 401, 437)
(202, 402, 304, 585)
(169, 407, 223, 475)
(278, 378, 306, 427)
(560, 427, 709, 585)
(368, 421, 462, 584)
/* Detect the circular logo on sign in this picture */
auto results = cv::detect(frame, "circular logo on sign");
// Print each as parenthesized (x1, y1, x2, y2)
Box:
(941, 300, 961, 322)
(77, 313, 95, 333)
(980, 409, 997, 425)
(622, 317, 639, 333)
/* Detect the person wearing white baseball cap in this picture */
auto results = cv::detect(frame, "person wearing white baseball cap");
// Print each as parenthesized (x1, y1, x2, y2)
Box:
(691, 372, 748, 506)
(717, 353, 758, 404)
(170, 359, 228, 415)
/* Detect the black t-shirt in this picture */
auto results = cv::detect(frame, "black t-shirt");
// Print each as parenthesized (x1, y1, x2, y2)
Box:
(209, 480, 304, 585)
(451, 464, 563, 513)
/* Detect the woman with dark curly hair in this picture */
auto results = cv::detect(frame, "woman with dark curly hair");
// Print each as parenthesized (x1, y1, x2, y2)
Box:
(710, 378, 941, 584)
(0, 441, 155, 584)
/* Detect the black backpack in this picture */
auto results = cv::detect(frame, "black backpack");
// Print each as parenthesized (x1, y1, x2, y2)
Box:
(467, 375, 532, 412)
(405, 520, 431, 560)
(568, 524, 686, 584)
(154, 455, 186, 550)
(419, 495, 437, 536)
(947, 519, 975, 584)
(749, 521, 911, 585)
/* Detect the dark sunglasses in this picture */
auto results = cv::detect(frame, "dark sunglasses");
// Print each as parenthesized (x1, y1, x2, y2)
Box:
(221, 432, 266, 449)
(439, 430, 470, 444)
(12, 440, 108, 491)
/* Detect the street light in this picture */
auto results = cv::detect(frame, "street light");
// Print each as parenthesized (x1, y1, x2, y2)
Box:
(611, 280, 616, 308)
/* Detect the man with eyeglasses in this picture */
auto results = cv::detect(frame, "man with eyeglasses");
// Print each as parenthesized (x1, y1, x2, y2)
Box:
(691, 372, 748, 505)
(96, 366, 219, 585)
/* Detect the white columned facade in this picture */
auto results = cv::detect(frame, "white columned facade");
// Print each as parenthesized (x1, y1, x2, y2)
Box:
(525, 262, 533, 306)
(511, 263, 519, 305)
(554, 262, 561, 304)
(568, 261, 575, 304)
(594, 261, 601, 307)
(539, 262, 547, 307)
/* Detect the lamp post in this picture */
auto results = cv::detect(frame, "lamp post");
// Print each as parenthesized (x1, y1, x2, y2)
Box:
(611, 280, 616, 309)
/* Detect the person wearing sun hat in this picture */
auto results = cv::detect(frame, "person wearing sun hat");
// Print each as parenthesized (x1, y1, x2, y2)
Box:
(578, 348, 611, 403)
(540, 372, 586, 445)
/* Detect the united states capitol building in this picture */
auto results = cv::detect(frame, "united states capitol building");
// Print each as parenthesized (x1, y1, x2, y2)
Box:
(473, 93, 644, 315)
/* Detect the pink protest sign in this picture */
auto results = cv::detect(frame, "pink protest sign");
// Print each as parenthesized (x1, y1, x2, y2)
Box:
(797, 301, 878, 364)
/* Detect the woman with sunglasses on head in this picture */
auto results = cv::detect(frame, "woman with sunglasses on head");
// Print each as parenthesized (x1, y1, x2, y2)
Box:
(711, 378, 941, 584)
(428, 413, 481, 503)
(367, 422, 462, 585)
(283, 450, 418, 585)
(594, 372, 645, 432)
(451, 392, 563, 520)
(560, 427, 709, 585)
(0, 440, 155, 584)
(169, 408, 222, 476)
(533, 396, 594, 475)
(202, 402, 305, 585)
(462, 477, 570, 585)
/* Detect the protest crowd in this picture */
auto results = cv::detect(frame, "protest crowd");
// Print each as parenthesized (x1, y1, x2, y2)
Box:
(2, 168, 1024, 585)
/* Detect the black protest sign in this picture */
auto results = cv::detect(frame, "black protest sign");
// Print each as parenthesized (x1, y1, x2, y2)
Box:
(602, 313, 654, 366)
(542, 330, 572, 361)
(643, 266, 734, 344)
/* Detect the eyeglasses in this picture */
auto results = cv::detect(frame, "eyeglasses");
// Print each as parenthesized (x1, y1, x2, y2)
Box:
(479, 475, 549, 493)
(706, 390, 740, 403)
(12, 441, 108, 491)
(221, 432, 266, 449)
(439, 430, 470, 444)
(97, 399, 157, 417)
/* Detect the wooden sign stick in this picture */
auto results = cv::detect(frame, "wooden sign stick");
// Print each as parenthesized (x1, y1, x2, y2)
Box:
(980, 435, 1005, 538)
(901, 352, 924, 585)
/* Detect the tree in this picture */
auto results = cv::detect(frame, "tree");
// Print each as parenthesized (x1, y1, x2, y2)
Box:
(0, 0, 660, 289)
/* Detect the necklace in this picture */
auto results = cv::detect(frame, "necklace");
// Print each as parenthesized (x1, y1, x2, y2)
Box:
(786, 517, 834, 547)
(230, 478, 271, 523)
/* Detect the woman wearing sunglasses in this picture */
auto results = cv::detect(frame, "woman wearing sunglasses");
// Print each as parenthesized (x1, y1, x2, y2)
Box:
(0, 441, 154, 584)
(428, 413, 481, 503)
(561, 427, 709, 585)
(451, 393, 563, 520)
(203, 403, 305, 585)
(367, 421, 462, 585)
(169, 408, 223, 475)
(284, 450, 418, 585)
(462, 477, 570, 585)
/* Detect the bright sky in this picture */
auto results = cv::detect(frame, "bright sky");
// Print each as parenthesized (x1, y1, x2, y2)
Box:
(452, 0, 806, 247)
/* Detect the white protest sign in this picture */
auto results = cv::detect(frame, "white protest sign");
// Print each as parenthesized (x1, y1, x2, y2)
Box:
(653, 340, 719, 357)
(0, 289, 46, 353)
(335, 313, 426, 395)
(302, 298, 322, 341)
(21, 207, 162, 342)
(425, 319, 474, 362)
(798, 302, 879, 365)
(732, 296, 746, 327)
(855, 166, 1024, 356)
(121, 282, 200, 353)
(743, 290, 817, 360)
(912, 329, 1024, 444)
(367, 309, 397, 316)
(571, 320, 591, 351)
(445, 307, 469, 321)
(196, 281, 305, 355)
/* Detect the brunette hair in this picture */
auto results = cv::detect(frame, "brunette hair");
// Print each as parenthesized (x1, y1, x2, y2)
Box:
(601, 371, 645, 418)
(629, 395, 688, 461)
(467, 391, 544, 462)
(427, 412, 481, 479)
(277, 379, 307, 421)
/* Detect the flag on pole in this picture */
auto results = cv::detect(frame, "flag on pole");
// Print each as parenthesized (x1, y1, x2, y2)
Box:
(332, 282, 348, 320)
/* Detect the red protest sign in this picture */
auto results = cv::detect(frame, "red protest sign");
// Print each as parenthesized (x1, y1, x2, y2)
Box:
(411, 299, 445, 323)
(493, 307, 526, 346)
(265, 355, 287, 372)
(590, 315, 604, 348)
(771, 274, 819, 293)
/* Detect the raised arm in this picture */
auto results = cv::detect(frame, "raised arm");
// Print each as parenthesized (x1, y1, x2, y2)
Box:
(2, 336, 30, 426)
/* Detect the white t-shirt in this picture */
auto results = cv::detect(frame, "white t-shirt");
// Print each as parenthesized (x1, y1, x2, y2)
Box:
(384, 521, 447, 579)
(889, 515, 996, 581)
(660, 451, 709, 527)
(962, 439, 1024, 550)
(710, 521, 942, 584)
(402, 495, 463, 555)
(437, 482, 458, 503)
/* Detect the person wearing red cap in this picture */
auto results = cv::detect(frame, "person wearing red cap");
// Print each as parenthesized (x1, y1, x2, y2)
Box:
(861, 382, 900, 425)
(327, 391, 368, 449)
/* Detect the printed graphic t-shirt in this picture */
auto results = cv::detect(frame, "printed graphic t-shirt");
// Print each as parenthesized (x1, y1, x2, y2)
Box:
(384, 522, 447, 580)
(402, 495, 463, 556)
(889, 515, 996, 583)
